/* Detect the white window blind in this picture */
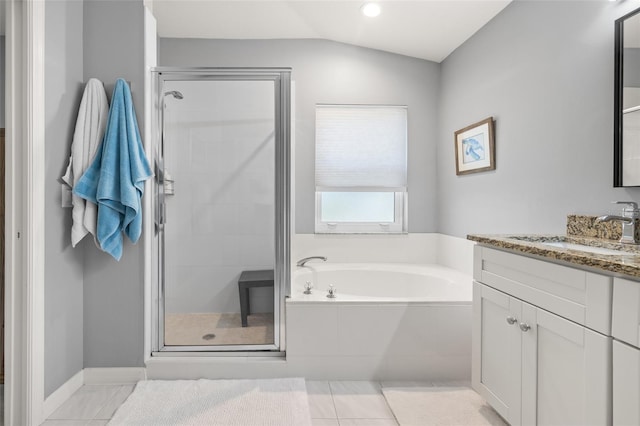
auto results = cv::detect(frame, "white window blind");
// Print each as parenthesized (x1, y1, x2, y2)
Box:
(315, 105, 407, 190)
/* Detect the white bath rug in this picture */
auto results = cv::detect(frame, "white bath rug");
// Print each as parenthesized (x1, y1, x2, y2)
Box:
(108, 378, 312, 426)
(382, 386, 507, 426)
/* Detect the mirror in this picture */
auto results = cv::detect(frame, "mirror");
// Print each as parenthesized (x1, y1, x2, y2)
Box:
(615, 8, 640, 186)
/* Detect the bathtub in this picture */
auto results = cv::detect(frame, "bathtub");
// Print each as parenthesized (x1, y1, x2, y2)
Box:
(291, 263, 472, 302)
(285, 263, 473, 381)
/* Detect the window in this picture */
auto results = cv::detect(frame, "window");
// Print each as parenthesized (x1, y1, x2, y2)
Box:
(315, 105, 407, 233)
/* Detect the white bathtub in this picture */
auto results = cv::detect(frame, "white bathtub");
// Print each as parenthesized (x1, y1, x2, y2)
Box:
(291, 263, 472, 302)
(286, 263, 473, 381)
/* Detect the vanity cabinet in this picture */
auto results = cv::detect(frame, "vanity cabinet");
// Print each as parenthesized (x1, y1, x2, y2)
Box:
(613, 340, 640, 425)
(612, 277, 640, 424)
(473, 246, 613, 426)
(472, 283, 522, 422)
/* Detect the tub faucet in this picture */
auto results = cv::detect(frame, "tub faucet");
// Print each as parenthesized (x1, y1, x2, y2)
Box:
(296, 256, 327, 267)
(326, 284, 337, 299)
(304, 281, 313, 294)
(596, 201, 640, 244)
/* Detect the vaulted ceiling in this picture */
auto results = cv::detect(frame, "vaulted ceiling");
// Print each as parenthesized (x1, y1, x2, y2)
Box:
(150, 0, 512, 63)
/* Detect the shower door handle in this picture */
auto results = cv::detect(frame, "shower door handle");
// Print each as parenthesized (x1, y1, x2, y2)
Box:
(155, 202, 166, 233)
(160, 203, 167, 226)
(155, 161, 167, 233)
(157, 167, 172, 224)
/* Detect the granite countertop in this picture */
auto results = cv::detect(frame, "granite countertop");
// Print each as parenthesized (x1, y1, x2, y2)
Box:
(467, 233, 640, 279)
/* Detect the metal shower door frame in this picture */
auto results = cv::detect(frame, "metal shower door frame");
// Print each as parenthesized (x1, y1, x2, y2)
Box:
(150, 68, 291, 354)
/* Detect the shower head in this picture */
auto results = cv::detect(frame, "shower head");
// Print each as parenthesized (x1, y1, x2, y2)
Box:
(164, 90, 184, 100)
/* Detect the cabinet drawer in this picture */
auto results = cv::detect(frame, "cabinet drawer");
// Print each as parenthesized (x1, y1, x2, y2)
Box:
(612, 277, 640, 347)
(474, 246, 612, 335)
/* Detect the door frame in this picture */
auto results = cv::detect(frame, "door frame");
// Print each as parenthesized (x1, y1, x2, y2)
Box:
(5, 0, 46, 424)
(150, 68, 291, 354)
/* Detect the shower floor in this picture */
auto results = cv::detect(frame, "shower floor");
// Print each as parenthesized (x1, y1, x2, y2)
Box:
(164, 312, 274, 346)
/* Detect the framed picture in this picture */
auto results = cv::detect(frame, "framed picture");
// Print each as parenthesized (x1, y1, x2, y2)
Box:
(454, 117, 495, 175)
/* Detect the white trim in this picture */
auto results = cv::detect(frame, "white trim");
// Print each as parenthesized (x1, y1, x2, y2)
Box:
(83, 368, 147, 385)
(315, 190, 406, 234)
(42, 370, 84, 419)
(4, 1, 24, 424)
(143, 5, 158, 365)
(6, 0, 46, 425)
(145, 358, 288, 380)
(24, 0, 46, 424)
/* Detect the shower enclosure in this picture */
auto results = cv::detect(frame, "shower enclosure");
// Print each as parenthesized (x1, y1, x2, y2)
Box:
(151, 68, 291, 353)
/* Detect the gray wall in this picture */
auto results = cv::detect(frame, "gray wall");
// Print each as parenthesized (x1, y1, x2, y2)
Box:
(82, 0, 146, 368)
(44, 0, 85, 397)
(159, 39, 441, 233)
(437, 0, 640, 238)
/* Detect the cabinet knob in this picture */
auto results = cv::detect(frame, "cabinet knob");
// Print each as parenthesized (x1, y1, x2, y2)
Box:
(506, 316, 518, 325)
(519, 323, 531, 332)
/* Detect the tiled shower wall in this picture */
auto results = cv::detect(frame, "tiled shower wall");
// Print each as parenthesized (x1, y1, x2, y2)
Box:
(163, 80, 276, 315)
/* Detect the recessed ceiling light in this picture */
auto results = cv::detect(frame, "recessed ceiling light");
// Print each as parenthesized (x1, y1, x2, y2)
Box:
(361, 2, 381, 18)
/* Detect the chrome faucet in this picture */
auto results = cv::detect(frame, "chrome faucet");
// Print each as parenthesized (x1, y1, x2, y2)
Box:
(303, 281, 313, 294)
(326, 284, 337, 299)
(296, 256, 327, 267)
(596, 201, 640, 244)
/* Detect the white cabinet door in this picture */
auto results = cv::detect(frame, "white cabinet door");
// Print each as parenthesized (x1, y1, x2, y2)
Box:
(613, 340, 640, 426)
(474, 281, 612, 426)
(521, 303, 611, 426)
(612, 277, 640, 348)
(472, 282, 522, 425)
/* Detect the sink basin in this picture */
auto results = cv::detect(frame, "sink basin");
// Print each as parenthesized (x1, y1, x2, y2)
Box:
(542, 241, 636, 257)
(500, 235, 640, 257)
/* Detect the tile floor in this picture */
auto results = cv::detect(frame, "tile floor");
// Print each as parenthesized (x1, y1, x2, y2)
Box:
(43, 384, 135, 426)
(41, 380, 472, 426)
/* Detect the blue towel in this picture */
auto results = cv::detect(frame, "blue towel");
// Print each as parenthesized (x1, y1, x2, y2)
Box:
(74, 78, 153, 260)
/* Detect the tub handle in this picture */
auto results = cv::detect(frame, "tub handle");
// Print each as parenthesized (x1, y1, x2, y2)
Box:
(304, 281, 313, 294)
(506, 316, 518, 325)
(327, 284, 337, 299)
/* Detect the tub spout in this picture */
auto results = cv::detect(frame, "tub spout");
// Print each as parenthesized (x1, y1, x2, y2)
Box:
(297, 256, 327, 267)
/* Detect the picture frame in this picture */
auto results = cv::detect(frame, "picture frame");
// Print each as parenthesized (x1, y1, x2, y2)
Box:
(454, 117, 495, 175)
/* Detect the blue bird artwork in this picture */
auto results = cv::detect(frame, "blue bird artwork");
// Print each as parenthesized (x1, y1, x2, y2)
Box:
(462, 134, 485, 163)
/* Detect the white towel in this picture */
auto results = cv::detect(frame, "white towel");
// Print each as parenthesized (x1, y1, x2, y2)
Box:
(61, 78, 109, 247)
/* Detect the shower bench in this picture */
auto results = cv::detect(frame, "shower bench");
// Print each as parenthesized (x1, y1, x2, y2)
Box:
(238, 269, 274, 327)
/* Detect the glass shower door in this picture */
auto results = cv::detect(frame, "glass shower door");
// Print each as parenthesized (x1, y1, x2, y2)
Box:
(159, 76, 281, 350)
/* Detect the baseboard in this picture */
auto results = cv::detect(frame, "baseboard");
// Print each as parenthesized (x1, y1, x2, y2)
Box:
(43, 369, 84, 419)
(83, 367, 147, 385)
